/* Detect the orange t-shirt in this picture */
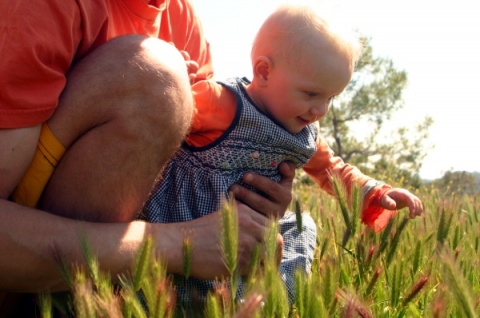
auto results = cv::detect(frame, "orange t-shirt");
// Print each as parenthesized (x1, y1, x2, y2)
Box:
(190, 79, 396, 233)
(0, 0, 213, 128)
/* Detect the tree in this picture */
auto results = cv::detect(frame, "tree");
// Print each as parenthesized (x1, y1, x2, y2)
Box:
(430, 171, 479, 196)
(320, 38, 433, 187)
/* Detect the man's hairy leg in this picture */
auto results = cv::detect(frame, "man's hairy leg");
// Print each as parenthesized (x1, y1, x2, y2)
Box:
(39, 35, 193, 222)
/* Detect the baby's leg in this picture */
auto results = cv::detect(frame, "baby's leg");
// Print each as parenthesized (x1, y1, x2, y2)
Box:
(278, 211, 317, 303)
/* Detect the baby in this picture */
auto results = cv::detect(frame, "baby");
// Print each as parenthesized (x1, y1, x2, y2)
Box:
(142, 4, 423, 303)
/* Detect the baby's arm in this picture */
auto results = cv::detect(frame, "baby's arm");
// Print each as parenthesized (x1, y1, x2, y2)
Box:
(303, 137, 423, 232)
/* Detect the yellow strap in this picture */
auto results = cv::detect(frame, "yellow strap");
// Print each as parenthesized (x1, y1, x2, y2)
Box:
(11, 123, 66, 208)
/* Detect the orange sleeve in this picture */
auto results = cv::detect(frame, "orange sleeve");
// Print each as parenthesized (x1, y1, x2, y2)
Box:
(303, 136, 396, 232)
(303, 135, 373, 195)
(187, 80, 236, 147)
(161, 0, 214, 82)
(361, 184, 397, 233)
(0, 0, 82, 128)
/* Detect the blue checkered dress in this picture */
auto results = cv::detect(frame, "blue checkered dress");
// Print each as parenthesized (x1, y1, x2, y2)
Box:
(141, 77, 318, 303)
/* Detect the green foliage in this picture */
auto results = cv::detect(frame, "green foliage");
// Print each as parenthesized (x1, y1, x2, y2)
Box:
(440, 248, 478, 318)
(430, 170, 480, 196)
(39, 183, 480, 317)
(220, 197, 238, 277)
(219, 196, 239, 308)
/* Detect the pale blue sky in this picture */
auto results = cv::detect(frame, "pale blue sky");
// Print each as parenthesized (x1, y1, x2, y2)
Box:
(194, 0, 480, 180)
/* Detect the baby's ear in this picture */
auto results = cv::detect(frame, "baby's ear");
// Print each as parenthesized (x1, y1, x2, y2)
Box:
(252, 56, 272, 85)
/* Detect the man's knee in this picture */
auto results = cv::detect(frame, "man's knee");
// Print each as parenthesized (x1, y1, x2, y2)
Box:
(101, 35, 194, 150)
(49, 34, 193, 150)
(38, 36, 193, 220)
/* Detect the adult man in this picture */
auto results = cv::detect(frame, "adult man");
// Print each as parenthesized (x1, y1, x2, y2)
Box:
(0, 0, 294, 312)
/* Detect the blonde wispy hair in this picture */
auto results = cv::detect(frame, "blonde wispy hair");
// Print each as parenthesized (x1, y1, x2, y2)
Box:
(251, 4, 364, 69)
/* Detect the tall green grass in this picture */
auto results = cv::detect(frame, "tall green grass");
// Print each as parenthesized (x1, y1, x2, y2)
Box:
(40, 179, 480, 317)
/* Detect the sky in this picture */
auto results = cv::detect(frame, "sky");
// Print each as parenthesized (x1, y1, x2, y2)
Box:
(194, 0, 480, 180)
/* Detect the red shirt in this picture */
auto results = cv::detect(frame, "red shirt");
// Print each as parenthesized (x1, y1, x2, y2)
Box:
(0, 0, 213, 128)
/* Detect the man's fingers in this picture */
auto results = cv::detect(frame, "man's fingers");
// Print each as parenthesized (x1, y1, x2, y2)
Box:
(244, 162, 294, 200)
(277, 161, 295, 188)
(230, 183, 276, 217)
(232, 163, 295, 218)
(180, 50, 190, 60)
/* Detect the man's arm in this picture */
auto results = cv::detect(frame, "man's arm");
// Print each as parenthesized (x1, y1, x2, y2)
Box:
(0, 127, 139, 291)
(0, 127, 41, 198)
(0, 200, 149, 291)
(0, 129, 295, 291)
(0, 126, 175, 291)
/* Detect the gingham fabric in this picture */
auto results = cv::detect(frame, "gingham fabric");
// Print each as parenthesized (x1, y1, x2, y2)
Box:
(142, 77, 318, 303)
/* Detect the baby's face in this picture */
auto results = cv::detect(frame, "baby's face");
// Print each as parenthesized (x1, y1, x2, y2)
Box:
(260, 44, 353, 134)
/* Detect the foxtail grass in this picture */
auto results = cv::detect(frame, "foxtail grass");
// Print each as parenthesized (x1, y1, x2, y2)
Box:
(182, 235, 192, 280)
(261, 220, 290, 317)
(440, 248, 478, 318)
(36, 178, 480, 317)
(437, 208, 454, 248)
(293, 195, 304, 233)
(205, 291, 222, 318)
(38, 293, 53, 318)
(219, 196, 239, 309)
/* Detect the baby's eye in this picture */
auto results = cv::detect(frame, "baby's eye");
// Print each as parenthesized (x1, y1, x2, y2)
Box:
(304, 91, 318, 97)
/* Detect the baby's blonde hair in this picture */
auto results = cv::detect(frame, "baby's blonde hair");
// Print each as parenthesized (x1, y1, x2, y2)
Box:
(251, 4, 364, 69)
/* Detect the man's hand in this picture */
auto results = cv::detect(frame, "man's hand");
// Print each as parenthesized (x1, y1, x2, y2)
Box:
(179, 50, 199, 84)
(172, 161, 295, 279)
(172, 201, 283, 279)
(229, 161, 296, 219)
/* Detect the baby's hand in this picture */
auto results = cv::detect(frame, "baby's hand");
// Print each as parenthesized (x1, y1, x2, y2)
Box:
(381, 188, 423, 219)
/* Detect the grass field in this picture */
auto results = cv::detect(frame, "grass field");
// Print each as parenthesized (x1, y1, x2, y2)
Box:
(40, 179, 480, 317)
